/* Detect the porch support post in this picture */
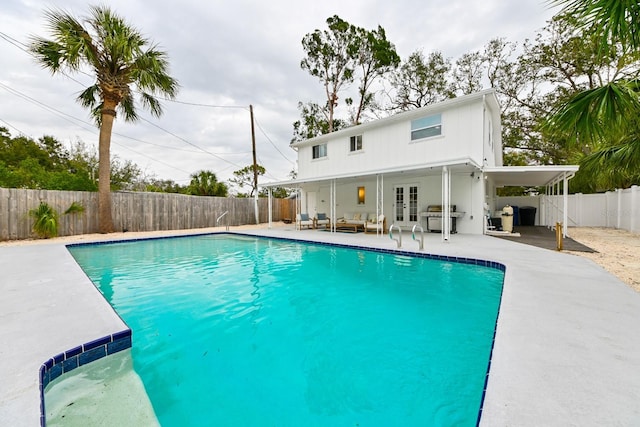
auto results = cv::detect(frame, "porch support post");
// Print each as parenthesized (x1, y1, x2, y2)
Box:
(296, 185, 301, 229)
(267, 187, 272, 229)
(563, 173, 568, 237)
(331, 179, 337, 233)
(442, 166, 451, 241)
(376, 174, 384, 236)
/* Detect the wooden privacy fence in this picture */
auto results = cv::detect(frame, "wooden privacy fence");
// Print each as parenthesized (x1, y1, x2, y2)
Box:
(0, 188, 296, 241)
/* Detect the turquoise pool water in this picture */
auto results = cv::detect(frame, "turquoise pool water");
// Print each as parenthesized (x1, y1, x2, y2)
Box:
(68, 234, 504, 426)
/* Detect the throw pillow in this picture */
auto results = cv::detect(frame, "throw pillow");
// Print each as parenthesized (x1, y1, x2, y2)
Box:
(300, 213, 309, 221)
(317, 213, 326, 220)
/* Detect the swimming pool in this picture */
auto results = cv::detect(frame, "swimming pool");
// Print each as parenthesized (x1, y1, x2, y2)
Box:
(67, 234, 504, 426)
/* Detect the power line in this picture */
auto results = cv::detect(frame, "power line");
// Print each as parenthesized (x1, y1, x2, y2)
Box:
(0, 31, 30, 53)
(1, 31, 290, 178)
(0, 117, 29, 137)
(139, 117, 245, 169)
(253, 114, 296, 166)
(0, 82, 193, 175)
(161, 98, 248, 109)
(111, 139, 192, 175)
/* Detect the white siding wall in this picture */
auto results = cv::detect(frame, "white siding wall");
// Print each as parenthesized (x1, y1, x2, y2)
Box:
(297, 100, 489, 180)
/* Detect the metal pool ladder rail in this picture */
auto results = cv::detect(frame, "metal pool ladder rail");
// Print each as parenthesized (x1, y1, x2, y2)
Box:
(412, 223, 424, 251)
(389, 224, 402, 248)
(216, 211, 229, 231)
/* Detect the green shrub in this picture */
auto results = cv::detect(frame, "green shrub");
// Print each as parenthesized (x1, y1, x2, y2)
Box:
(64, 201, 85, 215)
(29, 202, 59, 238)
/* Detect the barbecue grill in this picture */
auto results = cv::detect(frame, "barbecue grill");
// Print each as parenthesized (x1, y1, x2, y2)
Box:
(422, 205, 458, 233)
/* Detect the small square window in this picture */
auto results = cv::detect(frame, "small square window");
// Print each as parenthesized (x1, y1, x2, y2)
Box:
(312, 144, 327, 159)
(350, 135, 362, 152)
(411, 114, 442, 141)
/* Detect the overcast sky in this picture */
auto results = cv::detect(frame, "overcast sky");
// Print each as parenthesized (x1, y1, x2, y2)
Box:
(0, 0, 558, 188)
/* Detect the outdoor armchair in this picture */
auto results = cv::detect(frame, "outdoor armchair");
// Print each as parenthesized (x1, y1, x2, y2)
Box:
(364, 214, 386, 234)
(314, 213, 330, 229)
(296, 213, 314, 230)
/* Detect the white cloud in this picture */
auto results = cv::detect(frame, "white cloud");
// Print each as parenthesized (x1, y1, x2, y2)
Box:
(0, 0, 556, 185)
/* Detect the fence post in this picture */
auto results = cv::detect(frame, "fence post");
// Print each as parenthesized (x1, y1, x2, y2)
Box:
(556, 222, 563, 251)
(631, 185, 638, 234)
(617, 188, 622, 230)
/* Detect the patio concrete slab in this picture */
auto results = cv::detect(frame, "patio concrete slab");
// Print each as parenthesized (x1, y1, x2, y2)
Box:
(0, 244, 130, 426)
(1, 226, 639, 426)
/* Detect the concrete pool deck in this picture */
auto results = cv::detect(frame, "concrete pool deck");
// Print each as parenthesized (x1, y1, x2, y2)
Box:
(1, 225, 639, 426)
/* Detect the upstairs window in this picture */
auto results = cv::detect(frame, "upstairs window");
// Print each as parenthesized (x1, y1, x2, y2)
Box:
(312, 144, 327, 159)
(411, 114, 442, 141)
(350, 135, 363, 152)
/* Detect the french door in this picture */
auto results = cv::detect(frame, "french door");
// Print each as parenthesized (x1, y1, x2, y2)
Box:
(393, 184, 419, 228)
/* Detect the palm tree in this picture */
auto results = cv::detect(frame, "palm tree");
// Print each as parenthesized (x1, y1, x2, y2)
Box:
(546, 1, 640, 182)
(187, 170, 229, 197)
(30, 6, 178, 232)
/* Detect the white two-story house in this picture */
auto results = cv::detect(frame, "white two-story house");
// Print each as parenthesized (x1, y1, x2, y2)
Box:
(263, 89, 578, 238)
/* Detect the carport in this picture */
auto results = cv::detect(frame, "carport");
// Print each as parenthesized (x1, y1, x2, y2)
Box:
(483, 165, 579, 237)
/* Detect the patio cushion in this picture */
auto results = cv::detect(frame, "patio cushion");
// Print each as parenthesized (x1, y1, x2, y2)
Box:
(317, 213, 326, 220)
(300, 213, 309, 221)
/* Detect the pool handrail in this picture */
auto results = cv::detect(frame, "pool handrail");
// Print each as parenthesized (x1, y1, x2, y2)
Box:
(216, 211, 229, 231)
(389, 223, 402, 248)
(412, 223, 424, 251)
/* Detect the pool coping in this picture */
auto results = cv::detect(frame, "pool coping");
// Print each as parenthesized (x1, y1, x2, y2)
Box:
(1, 226, 639, 426)
(68, 231, 507, 425)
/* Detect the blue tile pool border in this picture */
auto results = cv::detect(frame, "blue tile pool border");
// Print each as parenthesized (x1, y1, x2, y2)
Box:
(38, 329, 132, 427)
(66, 231, 507, 273)
(65, 231, 507, 426)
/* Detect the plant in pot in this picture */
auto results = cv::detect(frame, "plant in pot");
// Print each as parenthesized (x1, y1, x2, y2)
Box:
(29, 202, 59, 238)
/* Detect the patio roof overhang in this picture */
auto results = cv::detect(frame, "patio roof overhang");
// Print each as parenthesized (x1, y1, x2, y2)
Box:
(259, 157, 482, 188)
(483, 165, 579, 187)
(262, 164, 579, 189)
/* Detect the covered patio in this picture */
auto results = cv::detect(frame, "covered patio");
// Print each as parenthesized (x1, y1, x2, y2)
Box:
(262, 164, 579, 239)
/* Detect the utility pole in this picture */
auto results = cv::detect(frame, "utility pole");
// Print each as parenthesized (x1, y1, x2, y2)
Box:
(250, 104, 259, 224)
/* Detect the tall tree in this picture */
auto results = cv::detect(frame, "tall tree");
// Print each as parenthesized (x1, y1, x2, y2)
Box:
(187, 170, 228, 197)
(291, 101, 347, 144)
(388, 50, 454, 111)
(30, 5, 178, 233)
(451, 51, 485, 95)
(300, 15, 357, 133)
(348, 25, 400, 124)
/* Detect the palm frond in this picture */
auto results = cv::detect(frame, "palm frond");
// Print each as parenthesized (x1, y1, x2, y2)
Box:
(544, 80, 640, 142)
(119, 94, 138, 122)
(129, 48, 179, 97)
(581, 136, 640, 175)
(139, 92, 163, 117)
(547, 0, 640, 50)
(77, 84, 100, 109)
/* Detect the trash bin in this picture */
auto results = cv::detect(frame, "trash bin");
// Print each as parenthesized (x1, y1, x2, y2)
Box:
(512, 206, 519, 226)
(501, 205, 513, 233)
(520, 206, 537, 226)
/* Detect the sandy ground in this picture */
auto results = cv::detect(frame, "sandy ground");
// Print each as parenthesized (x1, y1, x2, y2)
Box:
(2, 224, 638, 293)
(567, 227, 640, 293)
